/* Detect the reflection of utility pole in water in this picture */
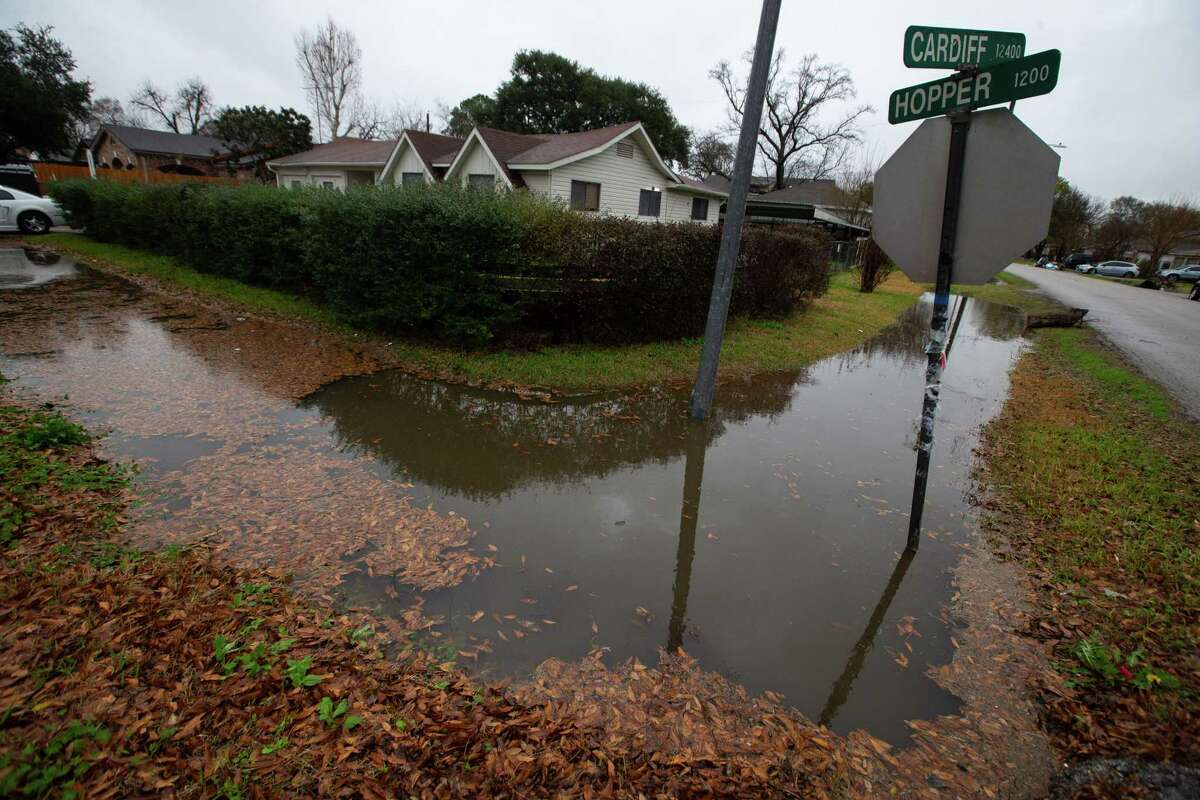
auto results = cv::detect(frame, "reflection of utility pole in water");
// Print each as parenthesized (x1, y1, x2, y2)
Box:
(667, 422, 709, 651)
(817, 549, 916, 728)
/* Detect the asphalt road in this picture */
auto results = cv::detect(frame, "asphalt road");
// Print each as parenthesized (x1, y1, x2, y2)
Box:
(1007, 264, 1200, 420)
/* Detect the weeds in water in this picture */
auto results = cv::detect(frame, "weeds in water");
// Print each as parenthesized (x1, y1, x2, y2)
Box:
(231, 582, 274, 609)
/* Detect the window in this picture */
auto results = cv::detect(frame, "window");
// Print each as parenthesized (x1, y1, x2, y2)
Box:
(468, 173, 495, 189)
(638, 188, 662, 217)
(570, 180, 600, 212)
(290, 180, 303, 189)
(616, 141, 635, 159)
(690, 197, 709, 221)
(321, 181, 335, 189)
(0, 190, 12, 200)
(401, 172, 424, 186)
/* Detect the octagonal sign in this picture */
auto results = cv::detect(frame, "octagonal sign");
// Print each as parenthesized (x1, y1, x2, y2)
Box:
(873, 108, 1059, 285)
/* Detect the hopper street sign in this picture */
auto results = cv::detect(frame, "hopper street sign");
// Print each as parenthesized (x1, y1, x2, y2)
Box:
(888, 49, 1061, 124)
(903, 25, 1026, 70)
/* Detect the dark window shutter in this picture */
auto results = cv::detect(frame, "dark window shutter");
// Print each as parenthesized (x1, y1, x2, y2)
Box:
(571, 180, 586, 210)
(691, 198, 709, 220)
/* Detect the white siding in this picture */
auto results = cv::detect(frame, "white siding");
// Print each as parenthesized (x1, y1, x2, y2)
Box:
(544, 136, 718, 224)
(664, 190, 719, 224)
(389, 143, 428, 184)
(519, 171, 549, 194)
(273, 167, 350, 190)
(457, 140, 499, 186)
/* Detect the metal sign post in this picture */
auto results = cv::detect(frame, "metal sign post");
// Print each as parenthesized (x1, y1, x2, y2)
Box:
(689, 0, 781, 420)
(906, 111, 971, 551)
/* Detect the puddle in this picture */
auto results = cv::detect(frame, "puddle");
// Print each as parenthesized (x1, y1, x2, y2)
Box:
(0, 247, 78, 288)
(0, 247, 1026, 745)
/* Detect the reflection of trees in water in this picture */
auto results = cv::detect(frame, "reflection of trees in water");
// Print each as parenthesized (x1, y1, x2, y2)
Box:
(831, 295, 1024, 376)
(301, 369, 802, 500)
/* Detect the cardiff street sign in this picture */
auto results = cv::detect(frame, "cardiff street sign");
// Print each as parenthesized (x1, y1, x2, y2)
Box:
(889, 49, 1061, 124)
(903, 25, 1026, 70)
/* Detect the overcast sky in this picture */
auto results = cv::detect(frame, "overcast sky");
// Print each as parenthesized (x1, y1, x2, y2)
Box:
(3, 0, 1196, 203)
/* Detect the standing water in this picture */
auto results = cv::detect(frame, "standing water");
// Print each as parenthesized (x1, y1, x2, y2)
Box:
(0, 248, 1025, 744)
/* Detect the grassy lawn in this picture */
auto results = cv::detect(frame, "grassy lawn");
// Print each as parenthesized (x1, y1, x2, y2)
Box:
(40, 233, 925, 393)
(954, 269, 1066, 315)
(979, 326, 1200, 763)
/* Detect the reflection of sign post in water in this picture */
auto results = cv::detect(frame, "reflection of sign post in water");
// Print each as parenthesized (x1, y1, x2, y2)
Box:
(667, 422, 708, 651)
(818, 549, 915, 727)
(874, 27, 1060, 551)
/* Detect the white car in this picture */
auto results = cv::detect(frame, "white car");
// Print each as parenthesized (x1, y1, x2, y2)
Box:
(0, 186, 67, 234)
(1093, 260, 1140, 278)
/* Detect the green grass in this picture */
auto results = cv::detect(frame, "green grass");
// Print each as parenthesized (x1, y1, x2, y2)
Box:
(983, 327, 1200, 665)
(951, 268, 1064, 315)
(41, 234, 342, 327)
(41, 233, 926, 393)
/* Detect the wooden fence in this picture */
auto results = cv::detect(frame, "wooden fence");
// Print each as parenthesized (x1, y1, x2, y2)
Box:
(33, 163, 239, 187)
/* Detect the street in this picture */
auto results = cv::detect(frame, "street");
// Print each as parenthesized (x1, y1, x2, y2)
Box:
(1008, 264, 1200, 420)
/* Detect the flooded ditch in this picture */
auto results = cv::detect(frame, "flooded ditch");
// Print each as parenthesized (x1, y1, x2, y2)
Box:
(0, 247, 1026, 745)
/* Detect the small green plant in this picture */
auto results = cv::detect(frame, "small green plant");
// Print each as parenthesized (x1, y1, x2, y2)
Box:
(236, 643, 272, 677)
(0, 719, 110, 798)
(231, 582, 273, 608)
(342, 715, 363, 731)
(347, 625, 375, 647)
(259, 736, 289, 756)
(284, 656, 322, 690)
(1068, 634, 1182, 691)
(316, 696, 348, 726)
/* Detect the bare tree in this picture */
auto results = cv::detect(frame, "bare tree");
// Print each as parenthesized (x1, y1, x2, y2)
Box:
(130, 78, 213, 134)
(712, 49, 872, 190)
(1092, 196, 1145, 261)
(685, 129, 734, 180)
(1139, 198, 1200, 277)
(349, 98, 426, 139)
(294, 17, 362, 141)
(836, 152, 877, 230)
(175, 77, 214, 134)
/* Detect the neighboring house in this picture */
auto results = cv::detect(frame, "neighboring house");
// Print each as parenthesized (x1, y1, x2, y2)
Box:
(267, 122, 726, 225)
(87, 124, 252, 180)
(701, 176, 871, 241)
(1133, 231, 1200, 271)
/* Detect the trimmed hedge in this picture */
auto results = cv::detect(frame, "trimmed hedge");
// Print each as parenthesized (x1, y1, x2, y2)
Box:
(49, 180, 830, 345)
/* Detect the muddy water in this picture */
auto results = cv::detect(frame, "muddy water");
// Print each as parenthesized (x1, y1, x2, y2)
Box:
(0, 248, 1025, 745)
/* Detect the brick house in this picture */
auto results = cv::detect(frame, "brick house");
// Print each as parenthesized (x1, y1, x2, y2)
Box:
(87, 124, 255, 181)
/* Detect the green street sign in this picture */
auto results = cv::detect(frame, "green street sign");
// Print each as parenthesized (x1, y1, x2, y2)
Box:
(888, 49, 1061, 125)
(903, 25, 1026, 69)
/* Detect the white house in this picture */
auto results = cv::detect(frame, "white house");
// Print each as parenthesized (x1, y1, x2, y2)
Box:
(267, 122, 726, 224)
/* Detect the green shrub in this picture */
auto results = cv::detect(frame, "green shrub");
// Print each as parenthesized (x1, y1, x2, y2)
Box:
(49, 180, 830, 345)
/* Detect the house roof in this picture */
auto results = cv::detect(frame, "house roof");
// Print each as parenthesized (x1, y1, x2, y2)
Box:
(505, 122, 640, 165)
(268, 137, 398, 167)
(97, 124, 230, 159)
(698, 174, 776, 193)
(671, 175, 730, 197)
(404, 130, 465, 170)
(751, 179, 854, 207)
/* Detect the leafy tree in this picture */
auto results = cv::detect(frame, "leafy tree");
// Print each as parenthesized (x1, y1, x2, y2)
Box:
(210, 106, 312, 182)
(1139, 199, 1200, 277)
(1048, 178, 1102, 257)
(0, 23, 91, 161)
(441, 94, 497, 138)
(1092, 195, 1146, 261)
(447, 50, 691, 165)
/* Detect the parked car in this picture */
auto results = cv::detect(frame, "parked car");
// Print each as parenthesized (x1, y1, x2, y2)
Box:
(1063, 252, 1095, 269)
(1076, 262, 1098, 274)
(1093, 260, 1140, 278)
(1190, 282, 1200, 301)
(1043, 261, 1060, 270)
(1159, 264, 1200, 284)
(0, 186, 66, 234)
